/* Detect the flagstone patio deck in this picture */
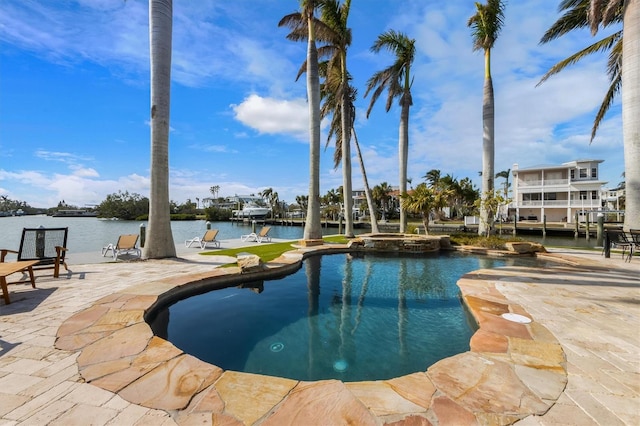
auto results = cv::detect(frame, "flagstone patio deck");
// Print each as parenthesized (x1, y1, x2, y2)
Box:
(1, 241, 638, 425)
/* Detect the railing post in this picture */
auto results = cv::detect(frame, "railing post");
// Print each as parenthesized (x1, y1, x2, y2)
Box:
(603, 228, 611, 258)
(585, 214, 590, 241)
(596, 213, 604, 246)
(139, 223, 146, 248)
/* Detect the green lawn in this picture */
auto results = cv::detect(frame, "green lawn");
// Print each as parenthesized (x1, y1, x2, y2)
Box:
(200, 235, 349, 263)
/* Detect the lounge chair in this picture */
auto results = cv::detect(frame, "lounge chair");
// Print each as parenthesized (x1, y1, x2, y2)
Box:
(1, 227, 68, 278)
(241, 226, 272, 243)
(185, 229, 220, 249)
(102, 234, 141, 260)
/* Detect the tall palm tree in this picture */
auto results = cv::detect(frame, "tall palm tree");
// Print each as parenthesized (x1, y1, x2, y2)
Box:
(144, 0, 176, 259)
(612, 0, 639, 231)
(352, 128, 380, 233)
(540, 0, 638, 230)
(279, 1, 323, 242)
(365, 30, 416, 234)
(468, 0, 505, 236)
(318, 0, 354, 237)
(318, 62, 379, 233)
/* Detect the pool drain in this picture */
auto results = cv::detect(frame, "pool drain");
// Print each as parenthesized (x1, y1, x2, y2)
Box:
(333, 359, 348, 372)
(270, 342, 284, 352)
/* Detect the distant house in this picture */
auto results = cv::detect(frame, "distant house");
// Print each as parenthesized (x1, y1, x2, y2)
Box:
(511, 159, 608, 223)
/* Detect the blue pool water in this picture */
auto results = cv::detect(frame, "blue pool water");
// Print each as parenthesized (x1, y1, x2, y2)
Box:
(150, 252, 540, 382)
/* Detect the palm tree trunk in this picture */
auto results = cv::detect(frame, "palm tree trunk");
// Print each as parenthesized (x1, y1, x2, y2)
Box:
(341, 79, 354, 238)
(479, 49, 495, 236)
(623, 0, 640, 230)
(352, 129, 379, 233)
(398, 99, 409, 233)
(144, 0, 176, 259)
(303, 17, 323, 241)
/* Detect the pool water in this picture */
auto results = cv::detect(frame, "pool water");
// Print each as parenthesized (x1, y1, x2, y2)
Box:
(150, 252, 537, 382)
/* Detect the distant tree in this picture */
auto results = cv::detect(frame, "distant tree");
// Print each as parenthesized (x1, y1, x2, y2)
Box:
(474, 190, 507, 237)
(495, 169, 511, 198)
(400, 183, 436, 234)
(372, 182, 393, 221)
(98, 191, 149, 220)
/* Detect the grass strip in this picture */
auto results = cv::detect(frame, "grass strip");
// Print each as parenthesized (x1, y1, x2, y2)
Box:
(200, 235, 349, 264)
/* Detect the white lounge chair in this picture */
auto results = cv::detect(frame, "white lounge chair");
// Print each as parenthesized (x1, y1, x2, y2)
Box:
(185, 229, 220, 249)
(241, 226, 272, 243)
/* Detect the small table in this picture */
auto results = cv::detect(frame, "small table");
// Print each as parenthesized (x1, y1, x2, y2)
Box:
(0, 260, 38, 305)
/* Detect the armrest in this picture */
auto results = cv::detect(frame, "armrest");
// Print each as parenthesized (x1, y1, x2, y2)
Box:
(1, 249, 18, 262)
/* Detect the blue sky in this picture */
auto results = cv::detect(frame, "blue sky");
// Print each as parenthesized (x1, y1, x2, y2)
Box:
(0, 0, 624, 208)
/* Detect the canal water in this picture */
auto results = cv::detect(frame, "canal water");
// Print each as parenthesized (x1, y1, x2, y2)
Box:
(0, 215, 599, 257)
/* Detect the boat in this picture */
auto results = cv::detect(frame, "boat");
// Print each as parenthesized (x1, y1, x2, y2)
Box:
(233, 204, 271, 219)
(52, 209, 98, 217)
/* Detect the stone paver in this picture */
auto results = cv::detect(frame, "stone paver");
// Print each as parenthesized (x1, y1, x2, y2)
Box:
(1, 239, 638, 425)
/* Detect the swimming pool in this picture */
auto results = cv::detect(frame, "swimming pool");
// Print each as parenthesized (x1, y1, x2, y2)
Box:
(149, 252, 540, 382)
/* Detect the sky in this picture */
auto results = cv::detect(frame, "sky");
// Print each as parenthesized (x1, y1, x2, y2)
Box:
(0, 0, 625, 209)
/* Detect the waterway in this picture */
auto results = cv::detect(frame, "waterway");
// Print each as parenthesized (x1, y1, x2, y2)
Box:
(0, 215, 599, 258)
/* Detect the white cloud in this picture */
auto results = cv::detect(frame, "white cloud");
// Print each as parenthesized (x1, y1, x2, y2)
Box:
(231, 94, 309, 140)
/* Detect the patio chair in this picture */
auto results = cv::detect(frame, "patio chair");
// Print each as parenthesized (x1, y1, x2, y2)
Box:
(185, 229, 220, 249)
(0, 227, 68, 278)
(102, 234, 141, 261)
(604, 229, 633, 261)
(241, 226, 272, 243)
(629, 229, 640, 261)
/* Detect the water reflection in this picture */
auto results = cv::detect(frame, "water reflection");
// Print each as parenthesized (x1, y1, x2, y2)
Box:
(150, 252, 538, 381)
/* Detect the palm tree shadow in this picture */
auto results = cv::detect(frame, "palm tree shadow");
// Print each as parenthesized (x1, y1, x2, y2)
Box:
(0, 338, 19, 357)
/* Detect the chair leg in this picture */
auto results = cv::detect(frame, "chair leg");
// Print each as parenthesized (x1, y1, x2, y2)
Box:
(27, 266, 36, 288)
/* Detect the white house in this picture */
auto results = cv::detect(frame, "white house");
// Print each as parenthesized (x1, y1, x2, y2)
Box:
(510, 160, 608, 223)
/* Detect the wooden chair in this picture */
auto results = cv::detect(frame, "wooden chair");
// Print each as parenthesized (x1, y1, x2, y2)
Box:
(0, 227, 68, 278)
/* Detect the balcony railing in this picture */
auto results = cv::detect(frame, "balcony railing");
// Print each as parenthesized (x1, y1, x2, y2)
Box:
(519, 200, 599, 207)
(518, 179, 569, 187)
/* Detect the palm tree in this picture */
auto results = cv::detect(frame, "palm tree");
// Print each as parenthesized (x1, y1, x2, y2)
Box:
(495, 169, 511, 198)
(352, 128, 380, 233)
(372, 182, 393, 222)
(318, 60, 379, 233)
(318, 0, 354, 237)
(423, 169, 442, 189)
(468, 0, 505, 236)
(144, 0, 176, 259)
(538, 0, 622, 142)
(540, 0, 638, 230)
(365, 30, 416, 234)
(279, 0, 323, 241)
(400, 183, 436, 234)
